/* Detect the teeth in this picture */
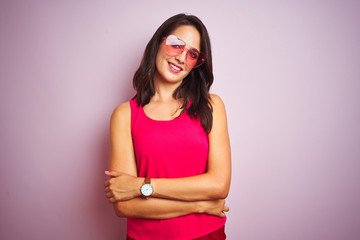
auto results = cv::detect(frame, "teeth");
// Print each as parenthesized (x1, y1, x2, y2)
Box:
(170, 63, 181, 71)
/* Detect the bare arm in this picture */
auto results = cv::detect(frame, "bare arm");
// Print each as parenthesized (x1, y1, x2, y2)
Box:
(105, 94, 231, 202)
(105, 101, 228, 218)
(113, 197, 227, 219)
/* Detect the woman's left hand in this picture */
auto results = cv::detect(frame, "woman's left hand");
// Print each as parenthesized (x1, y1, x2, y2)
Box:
(104, 171, 143, 203)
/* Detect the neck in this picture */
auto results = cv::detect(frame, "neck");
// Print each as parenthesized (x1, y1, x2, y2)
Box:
(153, 73, 183, 102)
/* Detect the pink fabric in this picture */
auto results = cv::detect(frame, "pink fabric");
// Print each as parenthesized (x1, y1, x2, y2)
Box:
(127, 226, 226, 240)
(127, 98, 226, 240)
(193, 226, 226, 240)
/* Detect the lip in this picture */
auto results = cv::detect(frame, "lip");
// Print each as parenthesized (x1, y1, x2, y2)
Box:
(168, 62, 183, 73)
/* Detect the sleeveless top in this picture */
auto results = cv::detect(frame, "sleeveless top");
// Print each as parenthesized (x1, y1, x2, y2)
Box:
(127, 98, 226, 240)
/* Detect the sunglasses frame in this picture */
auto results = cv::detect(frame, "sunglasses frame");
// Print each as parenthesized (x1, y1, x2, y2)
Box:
(162, 35, 206, 68)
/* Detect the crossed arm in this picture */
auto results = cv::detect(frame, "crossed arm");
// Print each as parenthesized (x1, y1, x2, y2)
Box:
(104, 94, 231, 219)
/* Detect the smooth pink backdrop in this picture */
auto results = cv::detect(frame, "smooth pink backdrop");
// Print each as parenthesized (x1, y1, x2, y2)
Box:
(1, 1, 359, 239)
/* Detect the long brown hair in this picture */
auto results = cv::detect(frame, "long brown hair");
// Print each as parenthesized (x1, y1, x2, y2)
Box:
(133, 13, 214, 132)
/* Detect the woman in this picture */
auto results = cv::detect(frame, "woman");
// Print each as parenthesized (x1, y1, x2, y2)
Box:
(104, 13, 231, 240)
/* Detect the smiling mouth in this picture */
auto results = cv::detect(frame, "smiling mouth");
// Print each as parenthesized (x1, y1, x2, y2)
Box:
(168, 62, 183, 73)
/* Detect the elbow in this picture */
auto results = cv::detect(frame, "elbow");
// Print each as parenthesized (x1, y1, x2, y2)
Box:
(115, 209, 126, 218)
(113, 202, 128, 218)
(212, 181, 230, 199)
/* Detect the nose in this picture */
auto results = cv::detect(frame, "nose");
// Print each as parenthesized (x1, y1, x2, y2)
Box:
(175, 50, 187, 65)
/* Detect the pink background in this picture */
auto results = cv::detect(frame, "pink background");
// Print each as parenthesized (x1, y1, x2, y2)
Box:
(1, 1, 360, 239)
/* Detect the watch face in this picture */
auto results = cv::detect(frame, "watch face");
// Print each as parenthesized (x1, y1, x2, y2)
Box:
(141, 184, 153, 197)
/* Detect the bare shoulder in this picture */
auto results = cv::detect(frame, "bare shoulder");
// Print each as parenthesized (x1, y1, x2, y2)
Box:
(208, 93, 228, 133)
(209, 93, 226, 113)
(111, 101, 131, 126)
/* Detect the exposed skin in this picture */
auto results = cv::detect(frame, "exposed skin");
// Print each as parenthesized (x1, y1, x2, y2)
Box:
(104, 25, 231, 219)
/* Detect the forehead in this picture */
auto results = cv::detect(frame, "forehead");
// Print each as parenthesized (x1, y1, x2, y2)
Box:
(170, 25, 201, 50)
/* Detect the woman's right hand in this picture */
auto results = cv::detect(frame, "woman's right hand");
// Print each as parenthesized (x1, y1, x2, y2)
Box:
(199, 199, 229, 218)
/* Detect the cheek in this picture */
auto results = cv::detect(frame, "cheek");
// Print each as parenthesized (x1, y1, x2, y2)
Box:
(155, 50, 169, 67)
(182, 64, 192, 74)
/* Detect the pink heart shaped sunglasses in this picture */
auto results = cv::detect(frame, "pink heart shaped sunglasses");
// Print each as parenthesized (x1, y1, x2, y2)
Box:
(162, 35, 206, 68)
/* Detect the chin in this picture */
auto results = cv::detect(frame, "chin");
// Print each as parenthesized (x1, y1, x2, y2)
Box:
(164, 74, 184, 84)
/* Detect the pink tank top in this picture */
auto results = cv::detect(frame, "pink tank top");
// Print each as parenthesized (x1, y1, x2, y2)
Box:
(127, 98, 226, 240)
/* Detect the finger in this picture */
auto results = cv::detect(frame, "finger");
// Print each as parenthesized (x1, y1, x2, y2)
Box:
(223, 206, 230, 212)
(105, 170, 121, 177)
(105, 192, 113, 198)
(104, 180, 110, 187)
(219, 211, 226, 218)
(104, 186, 111, 193)
(108, 197, 116, 203)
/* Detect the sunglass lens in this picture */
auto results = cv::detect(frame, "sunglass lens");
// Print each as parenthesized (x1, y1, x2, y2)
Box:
(187, 51, 205, 68)
(165, 35, 185, 56)
(187, 50, 199, 60)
